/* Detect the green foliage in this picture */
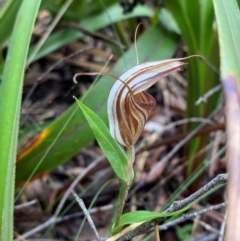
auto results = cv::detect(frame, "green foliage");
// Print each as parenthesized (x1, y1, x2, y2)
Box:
(74, 98, 128, 182)
(0, 1, 41, 240)
(213, 0, 240, 81)
(163, 0, 220, 175)
(112, 205, 191, 234)
(176, 224, 193, 240)
(0, 0, 23, 49)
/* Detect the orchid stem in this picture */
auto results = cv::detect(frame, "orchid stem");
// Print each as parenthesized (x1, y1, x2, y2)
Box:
(126, 146, 135, 181)
(115, 182, 130, 227)
(115, 146, 135, 227)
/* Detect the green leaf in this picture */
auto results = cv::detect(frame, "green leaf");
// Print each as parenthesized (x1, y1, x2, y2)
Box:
(112, 204, 191, 233)
(74, 98, 128, 182)
(0, 0, 41, 239)
(213, 0, 240, 80)
(0, 0, 23, 49)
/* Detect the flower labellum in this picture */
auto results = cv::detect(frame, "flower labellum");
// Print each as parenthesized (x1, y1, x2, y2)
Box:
(107, 59, 186, 147)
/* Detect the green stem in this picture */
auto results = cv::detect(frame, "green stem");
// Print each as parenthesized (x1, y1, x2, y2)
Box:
(126, 146, 135, 181)
(115, 146, 135, 227)
(115, 182, 130, 227)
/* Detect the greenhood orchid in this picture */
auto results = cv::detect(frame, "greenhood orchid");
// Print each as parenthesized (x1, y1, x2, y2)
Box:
(107, 59, 186, 147)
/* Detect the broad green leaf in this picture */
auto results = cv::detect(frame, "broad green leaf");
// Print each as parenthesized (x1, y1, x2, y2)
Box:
(74, 98, 128, 182)
(0, 1, 41, 239)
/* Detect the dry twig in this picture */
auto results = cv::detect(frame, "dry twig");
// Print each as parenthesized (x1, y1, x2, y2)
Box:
(106, 173, 228, 241)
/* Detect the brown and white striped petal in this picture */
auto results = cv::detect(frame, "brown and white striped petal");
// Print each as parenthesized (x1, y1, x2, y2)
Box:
(107, 59, 186, 147)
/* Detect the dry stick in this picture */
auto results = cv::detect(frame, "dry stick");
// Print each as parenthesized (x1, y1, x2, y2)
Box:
(195, 84, 222, 106)
(160, 117, 215, 132)
(14, 155, 105, 241)
(60, 204, 114, 222)
(159, 202, 227, 231)
(106, 173, 228, 241)
(14, 200, 37, 210)
(163, 173, 228, 214)
(71, 190, 101, 241)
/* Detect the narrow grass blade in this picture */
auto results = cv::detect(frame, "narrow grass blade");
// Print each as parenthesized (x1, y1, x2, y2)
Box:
(0, 1, 41, 240)
(0, 0, 23, 49)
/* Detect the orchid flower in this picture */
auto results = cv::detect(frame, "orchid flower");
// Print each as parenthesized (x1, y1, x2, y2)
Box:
(107, 59, 186, 147)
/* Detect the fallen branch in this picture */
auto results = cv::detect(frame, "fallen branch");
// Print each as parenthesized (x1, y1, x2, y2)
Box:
(107, 173, 228, 241)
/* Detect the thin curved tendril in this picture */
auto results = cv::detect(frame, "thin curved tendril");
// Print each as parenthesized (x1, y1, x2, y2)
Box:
(73, 72, 135, 97)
